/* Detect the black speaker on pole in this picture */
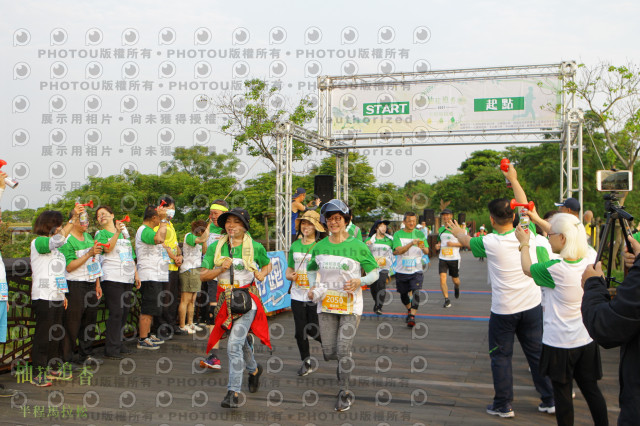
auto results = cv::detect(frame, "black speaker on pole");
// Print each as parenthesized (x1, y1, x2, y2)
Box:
(423, 209, 435, 227)
(458, 213, 466, 224)
(314, 175, 335, 204)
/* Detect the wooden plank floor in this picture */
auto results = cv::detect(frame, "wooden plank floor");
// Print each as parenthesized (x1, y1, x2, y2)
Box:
(0, 252, 621, 425)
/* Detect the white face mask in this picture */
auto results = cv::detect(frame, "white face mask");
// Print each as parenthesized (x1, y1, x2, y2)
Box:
(166, 209, 175, 220)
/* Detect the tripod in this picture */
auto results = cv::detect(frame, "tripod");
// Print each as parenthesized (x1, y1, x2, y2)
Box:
(595, 192, 634, 287)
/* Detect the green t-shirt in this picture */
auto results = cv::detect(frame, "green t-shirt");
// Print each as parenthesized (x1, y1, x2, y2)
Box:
(392, 229, 428, 274)
(307, 237, 377, 273)
(347, 223, 362, 240)
(59, 233, 98, 281)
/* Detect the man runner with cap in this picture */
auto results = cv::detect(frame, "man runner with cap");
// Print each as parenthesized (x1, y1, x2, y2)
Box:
(555, 197, 580, 219)
(435, 209, 463, 308)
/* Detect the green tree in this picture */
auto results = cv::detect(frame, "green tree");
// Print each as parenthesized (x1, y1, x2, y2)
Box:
(218, 79, 316, 166)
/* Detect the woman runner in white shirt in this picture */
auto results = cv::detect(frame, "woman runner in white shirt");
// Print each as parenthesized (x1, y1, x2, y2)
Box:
(516, 213, 608, 426)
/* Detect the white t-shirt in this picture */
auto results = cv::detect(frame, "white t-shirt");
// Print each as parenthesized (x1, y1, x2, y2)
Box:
(135, 225, 169, 282)
(470, 228, 541, 315)
(438, 227, 461, 261)
(530, 256, 595, 348)
(367, 235, 394, 272)
(392, 229, 428, 275)
(95, 230, 136, 284)
(30, 236, 67, 301)
(288, 240, 314, 302)
(180, 233, 203, 272)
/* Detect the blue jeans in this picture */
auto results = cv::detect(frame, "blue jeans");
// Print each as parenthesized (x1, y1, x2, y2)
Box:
(488, 304, 554, 408)
(227, 309, 258, 392)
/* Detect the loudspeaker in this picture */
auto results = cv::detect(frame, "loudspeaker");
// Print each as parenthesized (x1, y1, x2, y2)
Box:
(458, 213, 466, 224)
(418, 215, 425, 224)
(314, 175, 334, 203)
(423, 209, 435, 226)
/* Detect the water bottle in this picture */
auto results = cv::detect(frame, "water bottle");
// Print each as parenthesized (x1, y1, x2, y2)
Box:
(79, 210, 89, 227)
(519, 209, 530, 231)
(500, 158, 512, 188)
(121, 226, 130, 239)
(3, 176, 19, 189)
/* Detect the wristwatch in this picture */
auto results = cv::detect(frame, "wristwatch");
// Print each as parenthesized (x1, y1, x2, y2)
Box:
(160, 219, 168, 223)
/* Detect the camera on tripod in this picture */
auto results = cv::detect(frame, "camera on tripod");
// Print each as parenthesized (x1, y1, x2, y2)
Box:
(595, 170, 634, 287)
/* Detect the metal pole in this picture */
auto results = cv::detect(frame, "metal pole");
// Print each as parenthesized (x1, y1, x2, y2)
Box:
(275, 133, 284, 251)
(343, 151, 349, 204)
(578, 120, 584, 222)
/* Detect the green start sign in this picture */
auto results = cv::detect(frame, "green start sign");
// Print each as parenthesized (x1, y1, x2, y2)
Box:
(363, 102, 410, 116)
(474, 97, 524, 112)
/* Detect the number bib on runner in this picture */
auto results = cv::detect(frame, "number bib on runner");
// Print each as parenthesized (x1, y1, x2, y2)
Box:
(402, 257, 419, 268)
(321, 289, 353, 315)
(86, 258, 103, 280)
(442, 248, 453, 257)
(375, 257, 387, 267)
(55, 276, 69, 293)
(161, 249, 170, 262)
(119, 250, 134, 263)
(295, 273, 309, 289)
(0, 280, 8, 301)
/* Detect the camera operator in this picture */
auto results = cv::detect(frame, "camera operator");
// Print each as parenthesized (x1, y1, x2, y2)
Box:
(582, 235, 640, 425)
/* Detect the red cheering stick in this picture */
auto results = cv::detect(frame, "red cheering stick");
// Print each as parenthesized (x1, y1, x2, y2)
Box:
(156, 200, 167, 210)
(76, 200, 94, 208)
(0, 159, 19, 189)
(95, 242, 110, 249)
(499, 158, 510, 172)
(119, 215, 130, 222)
(510, 199, 535, 211)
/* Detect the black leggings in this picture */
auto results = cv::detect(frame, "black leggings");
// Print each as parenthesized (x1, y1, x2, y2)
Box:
(102, 281, 134, 356)
(62, 281, 98, 362)
(31, 299, 64, 372)
(370, 270, 388, 309)
(291, 299, 321, 361)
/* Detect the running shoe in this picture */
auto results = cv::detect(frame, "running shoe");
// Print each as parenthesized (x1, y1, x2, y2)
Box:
(221, 390, 239, 408)
(374, 307, 383, 315)
(200, 353, 222, 370)
(405, 309, 411, 323)
(538, 402, 556, 414)
(137, 338, 160, 350)
(335, 390, 353, 412)
(248, 364, 262, 393)
(149, 334, 165, 345)
(0, 384, 17, 397)
(407, 314, 416, 328)
(179, 326, 195, 335)
(297, 361, 315, 376)
(189, 323, 203, 332)
(486, 403, 515, 418)
(443, 298, 452, 308)
(46, 369, 73, 381)
(31, 375, 52, 387)
(454, 284, 460, 299)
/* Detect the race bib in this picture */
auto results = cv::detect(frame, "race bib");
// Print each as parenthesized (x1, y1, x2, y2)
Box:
(119, 251, 134, 263)
(86, 258, 103, 280)
(0, 280, 8, 301)
(55, 276, 68, 293)
(442, 248, 453, 257)
(375, 257, 387, 267)
(295, 273, 309, 289)
(402, 257, 418, 268)
(321, 289, 353, 315)
(161, 249, 170, 262)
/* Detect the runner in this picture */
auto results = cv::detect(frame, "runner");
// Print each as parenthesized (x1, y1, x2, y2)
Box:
(446, 163, 554, 418)
(201, 208, 272, 408)
(135, 205, 169, 350)
(366, 219, 394, 315)
(291, 187, 321, 242)
(95, 206, 140, 360)
(435, 209, 463, 308)
(60, 206, 104, 367)
(307, 199, 379, 412)
(285, 210, 325, 376)
(346, 209, 362, 241)
(392, 212, 430, 327)
(199, 199, 229, 369)
(28, 207, 80, 386)
(516, 213, 608, 425)
(475, 225, 488, 262)
(154, 196, 184, 337)
(178, 220, 209, 334)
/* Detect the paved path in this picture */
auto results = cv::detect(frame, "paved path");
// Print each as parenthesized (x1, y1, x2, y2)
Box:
(0, 252, 621, 425)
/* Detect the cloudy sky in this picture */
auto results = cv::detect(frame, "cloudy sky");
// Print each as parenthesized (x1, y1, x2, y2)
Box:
(1, 0, 638, 211)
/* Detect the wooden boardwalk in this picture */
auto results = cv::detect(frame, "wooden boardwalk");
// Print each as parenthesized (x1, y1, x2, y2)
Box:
(0, 252, 621, 425)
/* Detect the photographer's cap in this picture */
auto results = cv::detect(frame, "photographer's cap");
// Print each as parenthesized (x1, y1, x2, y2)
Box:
(554, 197, 580, 212)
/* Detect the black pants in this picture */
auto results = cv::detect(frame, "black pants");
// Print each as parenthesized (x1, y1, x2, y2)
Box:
(370, 270, 388, 310)
(196, 280, 218, 325)
(291, 299, 321, 361)
(543, 342, 608, 426)
(31, 299, 64, 372)
(62, 281, 98, 362)
(102, 281, 134, 357)
(153, 270, 180, 334)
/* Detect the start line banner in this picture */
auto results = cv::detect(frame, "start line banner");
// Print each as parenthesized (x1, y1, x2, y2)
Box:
(329, 77, 562, 136)
(256, 251, 291, 313)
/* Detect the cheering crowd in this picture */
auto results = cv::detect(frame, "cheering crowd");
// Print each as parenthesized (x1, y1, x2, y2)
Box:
(1, 162, 639, 424)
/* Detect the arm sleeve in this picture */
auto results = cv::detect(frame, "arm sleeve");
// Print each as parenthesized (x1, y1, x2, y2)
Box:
(582, 258, 640, 348)
(530, 260, 560, 288)
(308, 270, 327, 302)
(469, 236, 486, 258)
(360, 268, 379, 286)
(185, 233, 197, 247)
(140, 227, 157, 245)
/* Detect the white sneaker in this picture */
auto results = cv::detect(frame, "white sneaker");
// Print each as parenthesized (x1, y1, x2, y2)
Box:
(189, 323, 203, 332)
(179, 326, 195, 335)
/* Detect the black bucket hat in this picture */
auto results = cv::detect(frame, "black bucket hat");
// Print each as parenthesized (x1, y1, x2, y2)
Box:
(368, 219, 390, 238)
(218, 208, 250, 232)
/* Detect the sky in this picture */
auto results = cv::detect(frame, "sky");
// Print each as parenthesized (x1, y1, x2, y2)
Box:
(1, 0, 639, 212)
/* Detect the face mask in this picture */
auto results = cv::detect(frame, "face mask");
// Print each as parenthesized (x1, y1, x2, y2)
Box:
(166, 209, 175, 220)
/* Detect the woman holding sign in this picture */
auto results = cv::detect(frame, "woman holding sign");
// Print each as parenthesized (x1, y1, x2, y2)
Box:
(285, 210, 325, 376)
(200, 208, 272, 408)
(95, 206, 140, 360)
(60, 206, 104, 366)
(29, 207, 81, 386)
(307, 199, 379, 412)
